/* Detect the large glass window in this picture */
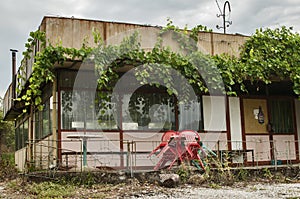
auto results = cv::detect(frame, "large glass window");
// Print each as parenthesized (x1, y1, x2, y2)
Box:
(178, 96, 203, 131)
(61, 88, 205, 131)
(95, 93, 118, 130)
(122, 90, 176, 131)
(15, 120, 29, 150)
(61, 90, 118, 130)
(34, 111, 40, 140)
(23, 120, 28, 147)
(34, 98, 52, 140)
(42, 99, 51, 137)
(269, 99, 294, 134)
(15, 126, 20, 151)
(59, 68, 204, 132)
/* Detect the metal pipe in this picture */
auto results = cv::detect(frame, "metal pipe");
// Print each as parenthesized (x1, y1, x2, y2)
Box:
(10, 49, 18, 100)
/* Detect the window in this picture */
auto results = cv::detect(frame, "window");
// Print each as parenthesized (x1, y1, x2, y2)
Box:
(15, 120, 29, 150)
(95, 92, 118, 130)
(42, 99, 52, 137)
(59, 70, 205, 132)
(15, 126, 20, 151)
(122, 92, 176, 130)
(35, 111, 40, 140)
(34, 98, 52, 140)
(269, 99, 294, 134)
(23, 120, 28, 148)
(61, 90, 118, 130)
(178, 96, 203, 131)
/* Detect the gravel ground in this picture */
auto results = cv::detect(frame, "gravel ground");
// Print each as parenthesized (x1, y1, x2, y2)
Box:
(1, 179, 300, 198)
(131, 183, 300, 199)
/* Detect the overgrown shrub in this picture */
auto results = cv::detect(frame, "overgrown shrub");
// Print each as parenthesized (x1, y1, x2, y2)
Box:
(0, 153, 18, 180)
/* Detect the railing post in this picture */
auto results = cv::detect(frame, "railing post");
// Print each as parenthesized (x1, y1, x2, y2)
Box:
(127, 141, 133, 176)
(126, 141, 129, 171)
(80, 140, 83, 172)
(287, 141, 291, 165)
(273, 140, 277, 170)
(217, 140, 220, 162)
(255, 141, 258, 168)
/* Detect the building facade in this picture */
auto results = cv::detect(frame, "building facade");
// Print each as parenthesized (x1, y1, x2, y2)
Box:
(3, 16, 300, 171)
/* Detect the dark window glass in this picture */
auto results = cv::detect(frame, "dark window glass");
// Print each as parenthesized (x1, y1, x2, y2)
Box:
(42, 100, 51, 137)
(23, 120, 28, 148)
(19, 124, 23, 150)
(269, 99, 294, 133)
(34, 97, 52, 140)
(35, 111, 40, 140)
(15, 126, 20, 151)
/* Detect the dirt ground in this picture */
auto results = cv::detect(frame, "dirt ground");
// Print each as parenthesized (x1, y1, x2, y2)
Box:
(131, 182, 300, 199)
(1, 164, 300, 199)
(1, 179, 300, 199)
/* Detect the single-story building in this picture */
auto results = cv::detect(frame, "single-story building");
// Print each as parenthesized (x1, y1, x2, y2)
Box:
(3, 16, 300, 171)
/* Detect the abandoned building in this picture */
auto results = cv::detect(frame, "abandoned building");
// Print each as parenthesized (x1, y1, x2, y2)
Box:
(3, 16, 300, 172)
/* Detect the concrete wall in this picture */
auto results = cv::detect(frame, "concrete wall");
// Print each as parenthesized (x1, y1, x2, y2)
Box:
(41, 16, 248, 57)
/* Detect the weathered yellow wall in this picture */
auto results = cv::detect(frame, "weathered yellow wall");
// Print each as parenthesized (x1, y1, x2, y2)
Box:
(41, 16, 248, 57)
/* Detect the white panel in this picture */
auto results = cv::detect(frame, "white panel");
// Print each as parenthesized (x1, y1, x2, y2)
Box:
(273, 135, 296, 160)
(15, 148, 26, 171)
(295, 100, 300, 159)
(199, 132, 228, 150)
(229, 97, 243, 150)
(246, 135, 271, 161)
(203, 96, 227, 131)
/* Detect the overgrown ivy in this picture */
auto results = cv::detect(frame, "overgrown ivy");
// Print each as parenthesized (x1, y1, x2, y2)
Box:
(17, 21, 300, 112)
(16, 30, 93, 111)
(213, 26, 300, 96)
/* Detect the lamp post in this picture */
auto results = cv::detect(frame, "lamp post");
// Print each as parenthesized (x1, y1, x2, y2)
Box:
(216, 0, 232, 34)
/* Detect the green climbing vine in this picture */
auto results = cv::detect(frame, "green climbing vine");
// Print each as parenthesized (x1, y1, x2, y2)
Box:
(213, 26, 300, 96)
(16, 20, 300, 113)
(91, 18, 225, 102)
(16, 30, 93, 112)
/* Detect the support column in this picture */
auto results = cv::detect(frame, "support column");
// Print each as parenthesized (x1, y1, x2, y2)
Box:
(52, 78, 58, 166)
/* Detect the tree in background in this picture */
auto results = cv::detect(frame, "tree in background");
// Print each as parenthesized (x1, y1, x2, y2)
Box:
(0, 97, 15, 162)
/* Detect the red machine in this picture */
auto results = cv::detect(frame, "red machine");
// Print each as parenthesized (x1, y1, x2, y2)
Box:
(149, 130, 205, 170)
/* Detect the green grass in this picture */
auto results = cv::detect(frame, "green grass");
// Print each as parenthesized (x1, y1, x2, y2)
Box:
(0, 153, 18, 180)
(27, 181, 77, 198)
(1, 153, 14, 164)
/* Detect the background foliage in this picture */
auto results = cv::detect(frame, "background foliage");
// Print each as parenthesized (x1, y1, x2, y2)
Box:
(0, 97, 15, 154)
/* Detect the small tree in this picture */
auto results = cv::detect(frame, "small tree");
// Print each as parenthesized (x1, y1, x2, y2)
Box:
(0, 97, 15, 162)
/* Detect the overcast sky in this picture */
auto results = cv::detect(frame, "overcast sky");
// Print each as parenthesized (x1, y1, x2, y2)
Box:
(1, 0, 300, 97)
